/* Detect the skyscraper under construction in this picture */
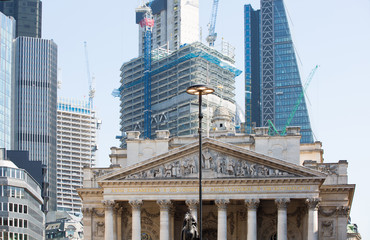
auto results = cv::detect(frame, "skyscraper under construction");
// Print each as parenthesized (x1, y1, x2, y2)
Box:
(119, 42, 241, 146)
(244, 0, 314, 143)
(118, 0, 241, 146)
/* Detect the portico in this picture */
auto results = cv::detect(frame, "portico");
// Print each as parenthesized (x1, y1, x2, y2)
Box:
(78, 130, 354, 240)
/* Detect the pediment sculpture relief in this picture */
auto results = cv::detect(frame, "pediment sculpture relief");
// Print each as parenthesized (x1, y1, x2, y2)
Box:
(123, 149, 297, 180)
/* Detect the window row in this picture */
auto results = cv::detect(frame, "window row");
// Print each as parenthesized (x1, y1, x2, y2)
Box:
(0, 217, 28, 228)
(0, 185, 25, 199)
(0, 167, 25, 179)
(0, 231, 28, 240)
(1, 202, 28, 214)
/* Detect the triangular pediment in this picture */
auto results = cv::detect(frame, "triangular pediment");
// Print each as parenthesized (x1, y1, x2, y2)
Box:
(99, 138, 326, 182)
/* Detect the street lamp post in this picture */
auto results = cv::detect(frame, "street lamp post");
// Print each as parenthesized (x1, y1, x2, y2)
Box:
(186, 84, 214, 240)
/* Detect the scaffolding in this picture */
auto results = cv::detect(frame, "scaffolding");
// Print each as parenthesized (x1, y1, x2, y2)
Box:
(119, 42, 241, 146)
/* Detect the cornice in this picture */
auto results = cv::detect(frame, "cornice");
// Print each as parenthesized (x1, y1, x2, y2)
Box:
(98, 177, 324, 188)
(77, 188, 104, 198)
(320, 184, 355, 192)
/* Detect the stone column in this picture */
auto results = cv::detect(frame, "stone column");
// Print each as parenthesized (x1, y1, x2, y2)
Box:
(103, 200, 115, 240)
(116, 206, 123, 240)
(186, 199, 199, 220)
(157, 200, 172, 240)
(306, 198, 320, 240)
(112, 204, 119, 240)
(245, 199, 260, 240)
(275, 198, 290, 240)
(82, 208, 93, 240)
(215, 199, 230, 240)
(169, 206, 175, 240)
(129, 200, 143, 240)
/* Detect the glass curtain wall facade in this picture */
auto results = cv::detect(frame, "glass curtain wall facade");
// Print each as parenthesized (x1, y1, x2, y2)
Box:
(13, 37, 58, 212)
(57, 98, 99, 216)
(244, 0, 314, 143)
(0, 13, 15, 149)
(0, 0, 42, 38)
(244, 5, 260, 133)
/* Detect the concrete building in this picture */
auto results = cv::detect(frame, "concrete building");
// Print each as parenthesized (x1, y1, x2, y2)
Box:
(78, 110, 355, 240)
(136, 0, 199, 55)
(0, 149, 45, 240)
(244, 1, 314, 143)
(12, 36, 58, 212)
(0, 0, 42, 38)
(56, 98, 100, 216)
(0, 12, 15, 149)
(119, 42, 241, 146)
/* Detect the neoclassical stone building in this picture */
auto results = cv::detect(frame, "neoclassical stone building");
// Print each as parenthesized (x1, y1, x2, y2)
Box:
(78, 110, 355, 240)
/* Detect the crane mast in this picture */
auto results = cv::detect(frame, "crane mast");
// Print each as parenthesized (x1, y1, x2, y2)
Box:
(206, 0, 220, 47)
(84, 41, 95, 108)
(136, 1, 154, 139)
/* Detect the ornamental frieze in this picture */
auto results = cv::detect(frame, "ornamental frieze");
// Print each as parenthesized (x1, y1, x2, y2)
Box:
(123, 149, 297, 180)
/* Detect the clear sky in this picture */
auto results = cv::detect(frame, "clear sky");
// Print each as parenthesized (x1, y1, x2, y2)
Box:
(42, 0, 370, 237)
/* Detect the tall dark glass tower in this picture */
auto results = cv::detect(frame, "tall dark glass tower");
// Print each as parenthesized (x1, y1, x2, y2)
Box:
(13, 37, 58, 211)
(0, 0, 42, 38)
(244, 0, 314, 143)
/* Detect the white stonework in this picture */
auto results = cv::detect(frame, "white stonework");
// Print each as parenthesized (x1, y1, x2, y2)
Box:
(78, 128, 355, 240)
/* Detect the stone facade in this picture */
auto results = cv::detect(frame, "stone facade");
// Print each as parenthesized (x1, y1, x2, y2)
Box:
(78, 129, 354, 240)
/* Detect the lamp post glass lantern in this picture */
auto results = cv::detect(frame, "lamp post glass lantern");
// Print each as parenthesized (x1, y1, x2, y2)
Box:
(186, 84, 214, 240)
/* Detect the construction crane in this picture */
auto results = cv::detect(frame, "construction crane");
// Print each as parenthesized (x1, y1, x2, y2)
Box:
(268, 65, 319, 136)
(84, 41, 95, 108)
(281, 65, 319, 135)
(206, 0, 220, 47)
(136, 1, 154, 139)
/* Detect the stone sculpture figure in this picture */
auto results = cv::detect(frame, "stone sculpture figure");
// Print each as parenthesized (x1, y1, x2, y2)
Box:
(181, 212, 199, 240)
(202, 149, 213, 169)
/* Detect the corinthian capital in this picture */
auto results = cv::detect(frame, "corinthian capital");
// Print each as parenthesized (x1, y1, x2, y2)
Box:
(102, 200, 115, 209)
(245, 199, 260, 210)
(186, 199, 199, 211)
(215, 199, 230, 210)
(305, 198, 321, 210)
(275, 198, 290, 210)
(157, 200, 172, 210)
(129, 199, 143, 210)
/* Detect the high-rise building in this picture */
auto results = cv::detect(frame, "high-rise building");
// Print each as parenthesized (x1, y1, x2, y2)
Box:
(56, 98, 100, 215)
(13, 36, 58, 212)
(136, 0, 199, 55)
(119, 42, 241, 146)
(0, 0, 42, 38)
(0, 13, 15, 149)
(0, 148, 45, 240)
(244, 0, 314, 143)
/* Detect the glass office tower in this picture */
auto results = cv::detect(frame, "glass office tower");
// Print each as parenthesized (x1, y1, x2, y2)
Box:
(0, 0, 42, 38)
(244, 0, 314, 143)
(13, 37, 58, 211)
(0, 13, 15, 149)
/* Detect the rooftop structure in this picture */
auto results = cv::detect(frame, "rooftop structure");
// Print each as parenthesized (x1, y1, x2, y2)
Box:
(56, 98, 100, 216)
(119, 42, 241, 146)
(244, 1, 314, 143)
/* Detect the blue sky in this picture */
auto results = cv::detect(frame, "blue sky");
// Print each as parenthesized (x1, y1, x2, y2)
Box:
(43, 0, 370, 237)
